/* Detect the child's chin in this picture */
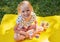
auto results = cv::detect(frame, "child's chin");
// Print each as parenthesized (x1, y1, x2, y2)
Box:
(25, 16, 30, 18)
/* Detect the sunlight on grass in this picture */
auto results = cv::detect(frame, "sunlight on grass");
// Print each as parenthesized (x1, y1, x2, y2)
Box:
(0, 14, 60, 42)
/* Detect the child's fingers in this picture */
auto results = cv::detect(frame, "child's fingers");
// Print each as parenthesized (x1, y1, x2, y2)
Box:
(19, 35, 25, 40)
(19, 31, 29, 38)
(14, 34, 25, 41)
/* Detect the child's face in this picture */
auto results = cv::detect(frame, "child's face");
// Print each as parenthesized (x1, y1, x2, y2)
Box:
(20, 4, 32, 18)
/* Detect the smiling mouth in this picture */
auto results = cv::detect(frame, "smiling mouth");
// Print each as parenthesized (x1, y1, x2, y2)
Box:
(24, 14, 30, 17)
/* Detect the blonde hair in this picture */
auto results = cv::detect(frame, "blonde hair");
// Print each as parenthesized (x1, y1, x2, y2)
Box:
(17, 1, 33, 14)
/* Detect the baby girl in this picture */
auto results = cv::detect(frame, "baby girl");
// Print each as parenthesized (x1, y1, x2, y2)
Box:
(14, 1, 37, 41)
(14, 0, 49, 41)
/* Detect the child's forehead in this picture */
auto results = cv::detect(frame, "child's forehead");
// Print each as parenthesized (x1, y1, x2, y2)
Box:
(20, 4, 30, 10)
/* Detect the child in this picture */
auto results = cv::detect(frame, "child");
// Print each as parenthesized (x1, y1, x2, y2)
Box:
(14, 1, 49, 41)
(14, 1, 37, 41)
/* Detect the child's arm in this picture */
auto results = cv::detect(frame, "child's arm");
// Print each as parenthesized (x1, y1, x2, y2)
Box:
(14, 24, 19, 33)
(14, 24, 29, 41)
(14, 15, 22, 33)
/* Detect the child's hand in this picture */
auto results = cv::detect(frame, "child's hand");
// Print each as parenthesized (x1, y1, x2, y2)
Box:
(19, 31, 29, 38)
(14, 33, 25, 41)
(27, 29, 34, 39)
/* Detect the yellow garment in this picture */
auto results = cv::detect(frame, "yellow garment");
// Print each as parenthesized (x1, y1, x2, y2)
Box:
(0, 14, 60, 42)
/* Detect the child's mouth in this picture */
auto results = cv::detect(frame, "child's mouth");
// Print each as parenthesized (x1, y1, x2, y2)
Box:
(24, 14, 30, 17)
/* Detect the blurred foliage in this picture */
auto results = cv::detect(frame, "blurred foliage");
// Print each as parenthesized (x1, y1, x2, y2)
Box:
(0, 0, 60, 22)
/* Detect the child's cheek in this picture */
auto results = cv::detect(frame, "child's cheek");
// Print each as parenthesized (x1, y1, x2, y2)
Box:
(29, 11, 31, 15)
(21, 13, 24, 16)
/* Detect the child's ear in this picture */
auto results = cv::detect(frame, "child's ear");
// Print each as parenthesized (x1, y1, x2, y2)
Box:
(18, 9, 21, 15)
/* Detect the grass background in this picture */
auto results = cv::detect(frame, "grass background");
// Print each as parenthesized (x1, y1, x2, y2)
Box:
(0, 0, 60, 22)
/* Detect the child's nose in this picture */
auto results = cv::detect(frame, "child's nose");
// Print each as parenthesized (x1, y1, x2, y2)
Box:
(25, 11, 27, 15)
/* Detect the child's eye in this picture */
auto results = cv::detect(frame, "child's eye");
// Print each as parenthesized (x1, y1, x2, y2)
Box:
(27, 10, 29, 11)
(22, 11, 24, 13)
